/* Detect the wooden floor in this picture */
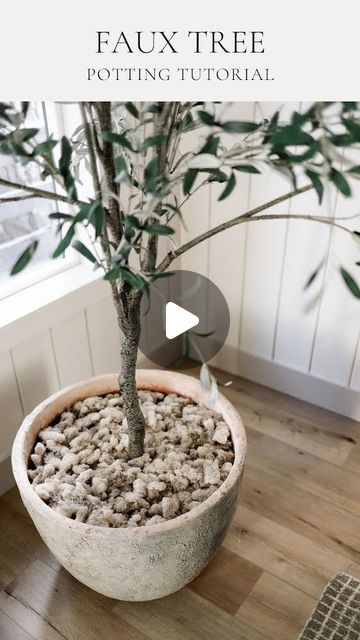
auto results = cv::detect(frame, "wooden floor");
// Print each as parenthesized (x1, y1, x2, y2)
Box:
(1, 367, 360, 640)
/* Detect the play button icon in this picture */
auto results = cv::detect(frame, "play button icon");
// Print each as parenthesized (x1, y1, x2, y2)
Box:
(165, 303, 199, 339)
(139, 269, 230, 369)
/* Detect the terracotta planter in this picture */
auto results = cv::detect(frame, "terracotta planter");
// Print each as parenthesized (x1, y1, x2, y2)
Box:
(12, 369, 247, 601)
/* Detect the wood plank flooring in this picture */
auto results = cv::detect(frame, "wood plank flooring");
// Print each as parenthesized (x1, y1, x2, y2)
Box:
(0, 366, 359, 640)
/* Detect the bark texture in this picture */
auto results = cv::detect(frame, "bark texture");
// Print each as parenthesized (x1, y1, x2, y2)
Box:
(117, 285, 146, 459)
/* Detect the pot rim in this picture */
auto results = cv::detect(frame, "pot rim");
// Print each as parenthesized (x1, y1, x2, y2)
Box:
(11, 369, 247, 538)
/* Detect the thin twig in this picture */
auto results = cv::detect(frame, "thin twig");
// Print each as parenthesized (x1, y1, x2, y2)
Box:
(80, 102, 118, 304)
(156, 183, 314, 271)
(0, 177, 74, 205)
(80, 103, 102, 201)
(0, 194, 38, 203)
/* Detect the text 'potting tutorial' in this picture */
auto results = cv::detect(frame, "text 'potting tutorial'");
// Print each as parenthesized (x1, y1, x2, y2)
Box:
(87, 29, 274, 82)
(87, 67, 274, 82)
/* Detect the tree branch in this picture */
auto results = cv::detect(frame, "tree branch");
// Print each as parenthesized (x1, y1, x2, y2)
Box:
(142, 102, 174, 272)
(156, 183, 314, 271)
(0, 177, 74, 205)
(229, 212, 356, 236)
(0, 194, 39, 203)
(80, 103, 117, 301)
(94, 102, 122, 245)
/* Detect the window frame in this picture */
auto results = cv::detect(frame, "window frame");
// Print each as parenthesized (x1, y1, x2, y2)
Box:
(0, 102, 81, 302)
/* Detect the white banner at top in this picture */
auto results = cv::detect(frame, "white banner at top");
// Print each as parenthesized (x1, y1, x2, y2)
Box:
(0, 0, 358, 100)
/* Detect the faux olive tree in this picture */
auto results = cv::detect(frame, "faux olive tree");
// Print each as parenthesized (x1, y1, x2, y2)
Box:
(0, 101, 359, 458)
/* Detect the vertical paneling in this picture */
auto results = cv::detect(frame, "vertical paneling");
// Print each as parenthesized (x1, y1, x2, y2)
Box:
(179, 123, 211, 277)
(0, 351, 23, 460)
(310, 169, 360, 385)
(239, 102, 300, 358)
(51, 311, 93, 387)
(86, 296, 121, 374)
(273, 185, 336, 371)
(180, 101, 360, 394)
(11, 332, 60, 414)
(207, 103, 254, 351)
(350, 335, 360, 391)
(180, 183, 210, 277)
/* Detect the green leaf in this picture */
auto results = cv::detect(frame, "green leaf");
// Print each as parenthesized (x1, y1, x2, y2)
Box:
(355, 261, 360, 266)
(330, 169, 351, 197)
(304, 260, 324, 290)
(144, 223, 175, 235)
(114, 155, 130, 183)
(0, 102, 12, 124)
(124, 102, 139, 119)
(218, 172, 236, 201)
(59, 136, 72, 174)
(120, 267, 146, 290)
(14, 128, 38, 143)
(271, 125, 314, 147)
(207, 169, 228, 183)
(52, 225, 75, 258)
(220, 121, 259, 134)
(10, 240, 38, 275)
(343, 118, 360, 142)
(140, 134, 166, 153)
(233, 165, 260, 174)
(348, 166, 360, 174)
(144, 158, 161, 193)
(124, 214, 141, 241)
(59, 136, 77, 201)
(306, 170, 324, 204)
(72, 240, 98, 264)
(342, 102, 357, 112)
(102, 131, 134, 151)
(21, 102, 29, 117)
(199, 135, 220, 155)
(330, 133, 354, 147)
(291, 111, 309, 127)
(49, 212, 74, 221)
(340, 267, 360, 299)
(33, 139, 58, 156)
(268, 110, 280, 130)
(104, 267, 121, 281)
(183, 169, 198, 195)
(144, 157, 158, 180)
(145, 103, 161, 114)
(88, 201, 103, 238)
(146, 271, 175, 279)
(198, 111, 215, 126)
(73, 203, 93, 224)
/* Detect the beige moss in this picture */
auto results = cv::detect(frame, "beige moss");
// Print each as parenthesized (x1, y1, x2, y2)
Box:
(28, 390, 234, 528)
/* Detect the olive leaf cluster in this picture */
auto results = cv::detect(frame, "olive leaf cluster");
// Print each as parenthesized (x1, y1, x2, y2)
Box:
(0, 101, 359, 298)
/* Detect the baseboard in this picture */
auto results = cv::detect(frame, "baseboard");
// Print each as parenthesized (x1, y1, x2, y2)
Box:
(211, 344, 360, 422)
(0, 456, 14, 497)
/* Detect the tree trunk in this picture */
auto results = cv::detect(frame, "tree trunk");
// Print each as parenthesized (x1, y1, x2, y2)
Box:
(117, 286, 146, 459)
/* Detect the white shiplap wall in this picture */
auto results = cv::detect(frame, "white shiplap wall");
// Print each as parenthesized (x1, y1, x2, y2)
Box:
(0, 101, 359, 494)
(180, 102, 360, 414)
(0, 275, 123, 493)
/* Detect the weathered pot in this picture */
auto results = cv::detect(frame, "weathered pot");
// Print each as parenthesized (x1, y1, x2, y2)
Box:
(12, 369, 246, 601)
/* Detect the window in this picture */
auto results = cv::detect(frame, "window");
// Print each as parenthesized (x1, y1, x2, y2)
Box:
(0, 102, 78, 300)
